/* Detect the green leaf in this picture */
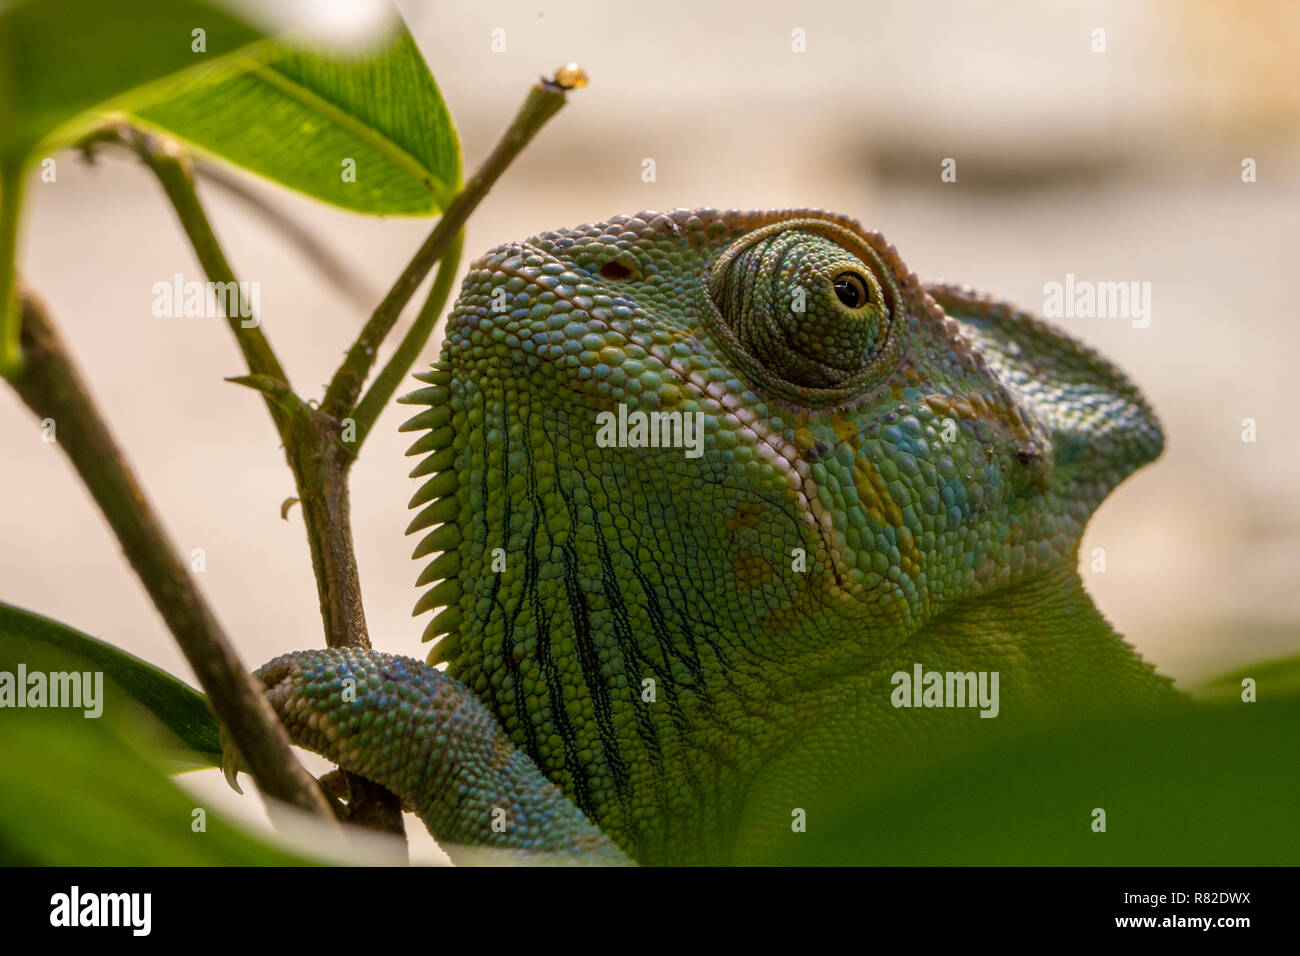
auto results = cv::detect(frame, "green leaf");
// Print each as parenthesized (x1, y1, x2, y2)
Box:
(0, 0, 266, 374)
(1193, 654, 1300, 702)
(0, 0, 266, 165)
(134, 28, 462, 215)
(0, 601, 221, 771)
(784, 697, 1300, 865)
(0, 711, 314, 864)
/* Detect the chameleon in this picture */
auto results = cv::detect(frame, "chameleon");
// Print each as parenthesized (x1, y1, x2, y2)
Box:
(245, 208, 1177, 865)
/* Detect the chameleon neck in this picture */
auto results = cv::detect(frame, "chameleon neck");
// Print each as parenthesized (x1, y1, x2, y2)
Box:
(445, 451, 1169, 864)
(725, 566, 1177, 863)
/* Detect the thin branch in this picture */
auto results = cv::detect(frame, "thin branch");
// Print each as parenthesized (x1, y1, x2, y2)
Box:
(114, 122, 397, 832)
(114, 126, 374, 652)
(283, 404, 370, 648)
(0, 161, 25, 378)
(348, 229, 463, 454)
(123, 126, 293, 436)
(61, 68, 586, 841)
(195, 160, 376, 311)
(7, 285, 336, 825)
(321, 73, 580, 420)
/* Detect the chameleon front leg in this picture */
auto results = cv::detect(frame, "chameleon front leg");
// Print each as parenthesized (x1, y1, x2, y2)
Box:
(242, 648, 631, 866)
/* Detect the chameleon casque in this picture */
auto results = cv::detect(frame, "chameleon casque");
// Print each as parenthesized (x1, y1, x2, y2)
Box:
(249, 208, 1176, 865)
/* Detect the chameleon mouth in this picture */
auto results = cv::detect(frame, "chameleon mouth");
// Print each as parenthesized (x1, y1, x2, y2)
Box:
(930, 283, 1165, 502)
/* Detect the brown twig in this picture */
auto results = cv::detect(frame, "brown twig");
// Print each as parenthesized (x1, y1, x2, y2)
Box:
(122, 126, 293, 437)
(51, 67, 585, 842)
(7, 286, 336, 825)
(347, 229, 463, 455)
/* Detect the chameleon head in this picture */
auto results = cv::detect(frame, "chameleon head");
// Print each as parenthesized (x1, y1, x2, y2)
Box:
(399, 207, 1163, 669)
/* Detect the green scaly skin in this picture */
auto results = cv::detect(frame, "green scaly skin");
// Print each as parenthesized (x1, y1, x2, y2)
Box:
(251, 208, 1176, 865)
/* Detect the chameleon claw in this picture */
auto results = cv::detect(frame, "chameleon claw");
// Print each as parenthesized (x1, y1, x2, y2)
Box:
(318, 768, 351, 802)
(218, 723, 244, 795)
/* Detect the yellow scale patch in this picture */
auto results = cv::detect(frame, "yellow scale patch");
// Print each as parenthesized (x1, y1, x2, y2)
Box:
(732, 548, 775, 590)
(822, 418, 924, 577)
(924, 391, 1035, 447)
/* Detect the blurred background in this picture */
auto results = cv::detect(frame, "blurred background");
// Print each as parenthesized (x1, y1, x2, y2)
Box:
(3, 0, 1298, 859)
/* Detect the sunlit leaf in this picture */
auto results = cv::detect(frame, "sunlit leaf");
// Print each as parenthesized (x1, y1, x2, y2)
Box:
(1194, 654, 1300, 702)
(0, 0, 265, 165)
(134, 28, 462, 214)
(0, 0, 266, 374)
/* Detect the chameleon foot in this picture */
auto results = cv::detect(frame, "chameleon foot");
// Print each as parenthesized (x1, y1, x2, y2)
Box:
(250, 648, 631, 865)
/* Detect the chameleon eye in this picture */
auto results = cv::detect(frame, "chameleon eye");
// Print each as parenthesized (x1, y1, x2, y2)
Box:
(833, 272, 869, 308)
(599, 260, 633, 281)
(708, 225, 894, 391)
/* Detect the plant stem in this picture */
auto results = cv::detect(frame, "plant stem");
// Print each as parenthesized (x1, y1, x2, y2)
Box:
(111, 123, 398, 831)
(0, 161, 26, 378)
(7, 286, 336, 825)
(115, 126, 370, 651)
(348, 230, 463, 454)
(125, 127, 292, 436)
(321, 74, 576, 420)
(91, 68, 583, 839)
(285, 407, 371, 647)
